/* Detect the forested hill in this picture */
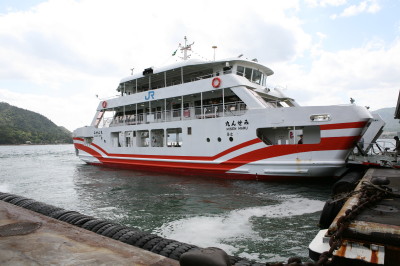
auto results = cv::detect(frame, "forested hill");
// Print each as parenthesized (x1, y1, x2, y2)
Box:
(372, 107, 399, 133)
(0, 102, 72, 145)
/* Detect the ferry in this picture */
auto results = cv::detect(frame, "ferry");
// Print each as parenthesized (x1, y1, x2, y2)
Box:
(73, 39, 373, 180)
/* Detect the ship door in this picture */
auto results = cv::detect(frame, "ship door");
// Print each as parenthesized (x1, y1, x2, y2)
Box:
(293, 126, 321, 161)
(256, 126, 320, 160)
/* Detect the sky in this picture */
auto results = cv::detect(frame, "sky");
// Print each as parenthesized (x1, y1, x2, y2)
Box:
(0, 0, 399, 131)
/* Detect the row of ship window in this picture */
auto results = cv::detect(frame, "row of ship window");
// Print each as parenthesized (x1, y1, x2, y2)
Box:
(119, 65, 266, 94)
(86, 127, 236, 148)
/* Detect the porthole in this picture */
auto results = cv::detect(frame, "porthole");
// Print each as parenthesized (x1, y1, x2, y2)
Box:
(229, 137, 233, 142)
(217, 137, 221, 142)
(206, 138, 210, 142)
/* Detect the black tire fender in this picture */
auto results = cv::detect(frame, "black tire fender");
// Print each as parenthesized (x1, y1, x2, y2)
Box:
(318, 199, 345, 229)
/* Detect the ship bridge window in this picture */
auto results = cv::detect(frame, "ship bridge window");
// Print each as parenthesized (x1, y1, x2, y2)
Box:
(258, 95, 295, 108)
(244, 68, 252, 80)
(252, 70, 262, 85)
(256, 126, 320, 146)
(237, 66, 244, 76)
(236, 65, 266, 86)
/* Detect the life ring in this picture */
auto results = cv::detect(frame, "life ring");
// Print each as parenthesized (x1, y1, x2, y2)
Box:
(212, 77, 221, 88)
(102, 101, 107, 108)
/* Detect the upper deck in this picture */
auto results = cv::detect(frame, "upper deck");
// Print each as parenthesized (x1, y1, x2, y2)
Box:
(91, 58, 298, 129)
(117, 58, 274, 96)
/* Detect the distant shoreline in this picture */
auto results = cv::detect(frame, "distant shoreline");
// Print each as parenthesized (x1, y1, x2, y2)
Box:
(0, 143, 72, 147)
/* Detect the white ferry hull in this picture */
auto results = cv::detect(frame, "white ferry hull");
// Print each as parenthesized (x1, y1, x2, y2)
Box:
(73, 105, 371, 181)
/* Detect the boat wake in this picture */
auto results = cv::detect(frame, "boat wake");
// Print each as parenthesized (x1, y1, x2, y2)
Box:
(154, 195, 324, 261)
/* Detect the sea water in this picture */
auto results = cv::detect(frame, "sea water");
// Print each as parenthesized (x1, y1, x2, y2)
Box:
(0, 144, 333, 263)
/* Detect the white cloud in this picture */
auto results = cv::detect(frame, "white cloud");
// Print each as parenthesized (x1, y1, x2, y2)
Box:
(330, 0, 381, 19)
(0, 0, 311, 130)
(270, 38, 400, 110)
(0, 0, 397, 131)
(305, 0, 348, 7)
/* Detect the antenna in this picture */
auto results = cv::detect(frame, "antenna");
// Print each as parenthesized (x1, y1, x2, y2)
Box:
(212, 45, 217, 61)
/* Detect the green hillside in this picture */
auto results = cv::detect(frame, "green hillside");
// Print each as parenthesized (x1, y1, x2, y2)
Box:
(371, 107, 400, 133)
(0, 102, 72, 145)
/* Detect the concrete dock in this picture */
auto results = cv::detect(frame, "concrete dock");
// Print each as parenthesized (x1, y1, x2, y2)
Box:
(0, 200, 178, 265)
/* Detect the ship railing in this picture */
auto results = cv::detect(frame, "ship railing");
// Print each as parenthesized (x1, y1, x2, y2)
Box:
(102, 101, 247, 127)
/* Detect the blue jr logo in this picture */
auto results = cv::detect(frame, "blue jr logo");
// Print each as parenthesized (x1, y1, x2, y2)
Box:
(145, 91, 155, 100)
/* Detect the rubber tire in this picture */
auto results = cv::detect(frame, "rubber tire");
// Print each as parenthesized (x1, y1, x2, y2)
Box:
(169, 244, 197, 260)
(58, 212, 80, 222)
(95, 223, 114, 235)
(74, 217, 95, 227)
(48, 209, 72, 219)
(36, 205, 63, 216)
(159, 241, 184, 258)
(67, 215, 90, 224)
(0, 193, 12, 200)
(102, 225, 126, 238)
(0, 193, 14, 200)
(14, 198, 34, 207)
(142, 237, 164, 251)
(123, 232, 148, 246)
(90, 221, 112, 233)
(111, 228, 132, 240)
(151, 239, 176, 254)
(118, 230, 142, 243)
(18, 199, 38, 209)
(1, 195, 21, 202)
(26, 202, 49, 212)
(319, 199, 345, 229)
(63, 214, 85, 224)
(82, 219, 105, 231)
(8, 197, 29, 205)
(134, 234, 160, 248)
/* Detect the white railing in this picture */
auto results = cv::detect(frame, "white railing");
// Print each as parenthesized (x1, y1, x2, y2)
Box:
(105, 101, 246, 127)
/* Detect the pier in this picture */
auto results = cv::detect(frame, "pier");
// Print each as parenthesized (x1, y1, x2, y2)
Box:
(0, 199, 178, 265)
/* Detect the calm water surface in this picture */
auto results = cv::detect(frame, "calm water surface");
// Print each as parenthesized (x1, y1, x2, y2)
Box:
(0, 144, 334, 263)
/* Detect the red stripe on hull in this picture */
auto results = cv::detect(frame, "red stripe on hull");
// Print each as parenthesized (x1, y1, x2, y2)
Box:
(320, 121, 367, 130)
(75, 135, 358, 179)
(86, 161, 321, 181)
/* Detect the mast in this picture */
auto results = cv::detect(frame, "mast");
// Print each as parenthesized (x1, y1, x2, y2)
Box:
(180, 36, 194, 60)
